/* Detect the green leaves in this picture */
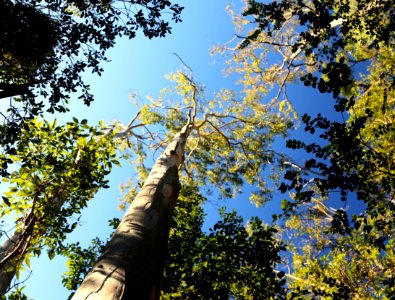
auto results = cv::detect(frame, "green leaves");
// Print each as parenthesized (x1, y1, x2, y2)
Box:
(162, 187, 285, 299)
(0, 117, 120, 288)
(233, 1, 395, 298)
(61, 238, 105, 293)
(0, 0, 183, 151)
(2, 196, 11, 207)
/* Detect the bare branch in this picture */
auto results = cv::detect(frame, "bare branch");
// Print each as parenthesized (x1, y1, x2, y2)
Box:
(171, 53, 193, 77)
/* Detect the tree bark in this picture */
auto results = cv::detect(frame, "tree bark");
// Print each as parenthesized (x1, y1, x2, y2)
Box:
(72, 125, 190, 300)
(0, 187, 73, 293)
(0, 231, 21, 294)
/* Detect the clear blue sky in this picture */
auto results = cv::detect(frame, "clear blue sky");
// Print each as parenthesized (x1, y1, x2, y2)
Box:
(14, 1, 352, 298)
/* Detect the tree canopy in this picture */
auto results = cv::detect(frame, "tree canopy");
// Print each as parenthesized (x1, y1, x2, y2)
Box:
(239, 0, 395, 298)
(0, 118, 118, 294)
(0, 0, 182, 147)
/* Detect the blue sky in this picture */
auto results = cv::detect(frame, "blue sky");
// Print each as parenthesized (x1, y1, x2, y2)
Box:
(9, 0, 357, 298)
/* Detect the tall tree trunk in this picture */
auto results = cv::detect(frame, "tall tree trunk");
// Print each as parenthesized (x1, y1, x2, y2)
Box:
(72, 125, 190, 300)
(0, 200, 54, 294)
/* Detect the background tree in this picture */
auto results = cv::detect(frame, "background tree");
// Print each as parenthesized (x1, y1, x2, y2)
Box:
(239, 0, 394, 206)
(162, 187, 285, 299)
(238, 0, 395, 298)
(281, 195, 395, 299)
(0, 118, 118, 294)
(0, 0, 182, 152)
(69, 52, 298, 297)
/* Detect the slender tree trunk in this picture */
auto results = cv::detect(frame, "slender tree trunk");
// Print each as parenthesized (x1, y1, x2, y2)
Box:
(0, 150, 83, 294)
(0, 206, 49, 294)
(0, 231, 21, 294)
(0, 211, 39, 295)
(0, 190, 70, 293)
(72, 125, 190, 300)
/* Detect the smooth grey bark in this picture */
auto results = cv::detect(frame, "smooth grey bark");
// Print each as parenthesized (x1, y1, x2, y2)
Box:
(72, 125, 190, 300)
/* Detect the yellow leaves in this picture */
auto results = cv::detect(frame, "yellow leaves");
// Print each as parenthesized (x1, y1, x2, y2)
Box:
(214, 88, 234, 107)
(24, 253, 32, 270)
(285, 214, 301, 230)
(15, 189, 29, 198)
(64, 3, 82, 16)
(250, 57, 260, 72)
(30, 118, 44, 128)
(77, 136, 87, 147)
(249, 192, 263, 207)
(225, 4, 248, 34)
(228, 165, 239, 174)
(118, 140, 129, 152)
(140, 104, 152, 123)
(140, 104, 162, 125)
(165, 71, 195, 99)
(2, 185, 32, 217)
(118, 177, 140, 209)
(279, 100, 287, 112)
(245, 220, 254, 237)
(243, 87, 261, 103)
(206, 170, 215, 183)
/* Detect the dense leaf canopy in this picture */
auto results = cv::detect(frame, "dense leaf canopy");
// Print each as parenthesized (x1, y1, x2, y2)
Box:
(241, 0, 395, 298)
(0, 0, 182, 146)
(0, 118, 118, 295)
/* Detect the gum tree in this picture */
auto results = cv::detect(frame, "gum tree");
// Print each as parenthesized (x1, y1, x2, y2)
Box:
(71, 47, 297, 297)
(69, 1, 317, 295)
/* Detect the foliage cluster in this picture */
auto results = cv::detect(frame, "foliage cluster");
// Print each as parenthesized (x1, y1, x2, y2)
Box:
(0, 0, 182, 148)
(0, 118, 118, 294)
(241, 0, 395, 298)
